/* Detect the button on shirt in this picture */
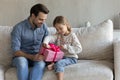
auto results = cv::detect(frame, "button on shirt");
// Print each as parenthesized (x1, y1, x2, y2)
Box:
(11, 19, 48, 54)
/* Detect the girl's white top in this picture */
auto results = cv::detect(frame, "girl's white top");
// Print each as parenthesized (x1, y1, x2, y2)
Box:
(43, 32, 82, 59)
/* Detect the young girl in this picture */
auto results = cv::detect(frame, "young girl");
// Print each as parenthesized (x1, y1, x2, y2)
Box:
(43, 16, 82, 80)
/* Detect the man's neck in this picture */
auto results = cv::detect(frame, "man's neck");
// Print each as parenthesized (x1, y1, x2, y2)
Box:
(29, 17, 36, 29)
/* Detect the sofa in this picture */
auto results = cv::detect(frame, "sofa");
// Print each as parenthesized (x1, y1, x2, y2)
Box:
(0, 19, 120, 80)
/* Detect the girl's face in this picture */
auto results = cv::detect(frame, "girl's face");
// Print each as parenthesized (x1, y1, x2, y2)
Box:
(55, 23, 68, 35)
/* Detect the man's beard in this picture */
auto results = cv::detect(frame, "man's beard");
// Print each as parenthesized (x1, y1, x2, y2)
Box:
(32, 21, 38, 29)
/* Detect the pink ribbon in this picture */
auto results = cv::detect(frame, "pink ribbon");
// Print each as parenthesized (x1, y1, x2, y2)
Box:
(49, 43, 60, 52)
(49, 43, 60, 62)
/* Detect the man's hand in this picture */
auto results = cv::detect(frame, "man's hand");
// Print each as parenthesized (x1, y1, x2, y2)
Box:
(33, 54, 44, 61)
(14, 51, 44, 61)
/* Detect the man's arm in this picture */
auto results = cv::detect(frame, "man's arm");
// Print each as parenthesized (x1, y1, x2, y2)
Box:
(14, 50, 44, 61)
(14, 50, 33, 60)
(11, 25, 44, 61)
(43, 23, 49, 38)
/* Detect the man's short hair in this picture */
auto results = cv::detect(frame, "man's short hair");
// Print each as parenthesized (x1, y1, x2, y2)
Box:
(30, 3, 49, 17)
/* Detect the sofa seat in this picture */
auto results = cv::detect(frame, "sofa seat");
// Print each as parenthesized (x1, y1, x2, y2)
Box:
(5, 60, 113, 80)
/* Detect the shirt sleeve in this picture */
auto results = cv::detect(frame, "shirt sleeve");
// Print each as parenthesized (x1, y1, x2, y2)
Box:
(11, 25, 21, 52)
(43, 34, 57, 45)
(41, 23, 49, 43)
(43, 23, 49, 37)
(63, 33, 82, 54)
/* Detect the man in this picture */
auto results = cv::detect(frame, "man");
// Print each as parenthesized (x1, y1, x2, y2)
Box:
(11, 3, 49, 80)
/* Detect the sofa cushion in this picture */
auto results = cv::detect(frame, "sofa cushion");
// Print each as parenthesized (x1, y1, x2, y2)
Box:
(76, 19, 113, 60)
(5, 67, 17, 80)
(43, 60, 113, 80)
(48, 27, 56, 35)
(5, 60, 113, 80)
(0, 26, 13, 66)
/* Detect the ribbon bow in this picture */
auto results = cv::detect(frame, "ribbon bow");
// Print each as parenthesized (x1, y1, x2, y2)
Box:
(49, 43, 60, 52)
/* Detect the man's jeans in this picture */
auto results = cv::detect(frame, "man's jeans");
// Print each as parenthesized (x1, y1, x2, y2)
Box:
(12, 57, 46, 80)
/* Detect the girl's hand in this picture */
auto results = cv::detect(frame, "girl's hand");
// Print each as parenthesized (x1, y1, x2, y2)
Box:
(59, 45, 65, 50)
(42, 43, 50, 48)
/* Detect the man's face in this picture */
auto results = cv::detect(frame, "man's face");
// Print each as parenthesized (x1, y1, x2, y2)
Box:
(32, 12, 47, 27)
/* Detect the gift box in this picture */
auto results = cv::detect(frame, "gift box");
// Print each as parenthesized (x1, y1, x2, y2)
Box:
(40, 44, 64, 62)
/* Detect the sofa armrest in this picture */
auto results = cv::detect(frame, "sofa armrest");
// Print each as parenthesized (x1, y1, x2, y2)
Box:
(114, 40, 120, 80)
(114, 29, 120, 41)
(0, 65, 4, 80)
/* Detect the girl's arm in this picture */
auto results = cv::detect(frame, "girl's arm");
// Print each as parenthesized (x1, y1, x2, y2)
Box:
(63, 33, 82, 54)
(43, 34, 57, 45)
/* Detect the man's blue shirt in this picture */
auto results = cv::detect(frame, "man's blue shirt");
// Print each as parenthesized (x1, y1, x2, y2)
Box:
(11, 19, 48, 54)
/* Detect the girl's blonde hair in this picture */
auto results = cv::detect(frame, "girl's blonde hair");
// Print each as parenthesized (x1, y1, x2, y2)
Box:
(53, 16, 71, 32)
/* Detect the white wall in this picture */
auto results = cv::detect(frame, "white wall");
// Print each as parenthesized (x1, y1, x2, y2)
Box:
(0, 0, 120, 29)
